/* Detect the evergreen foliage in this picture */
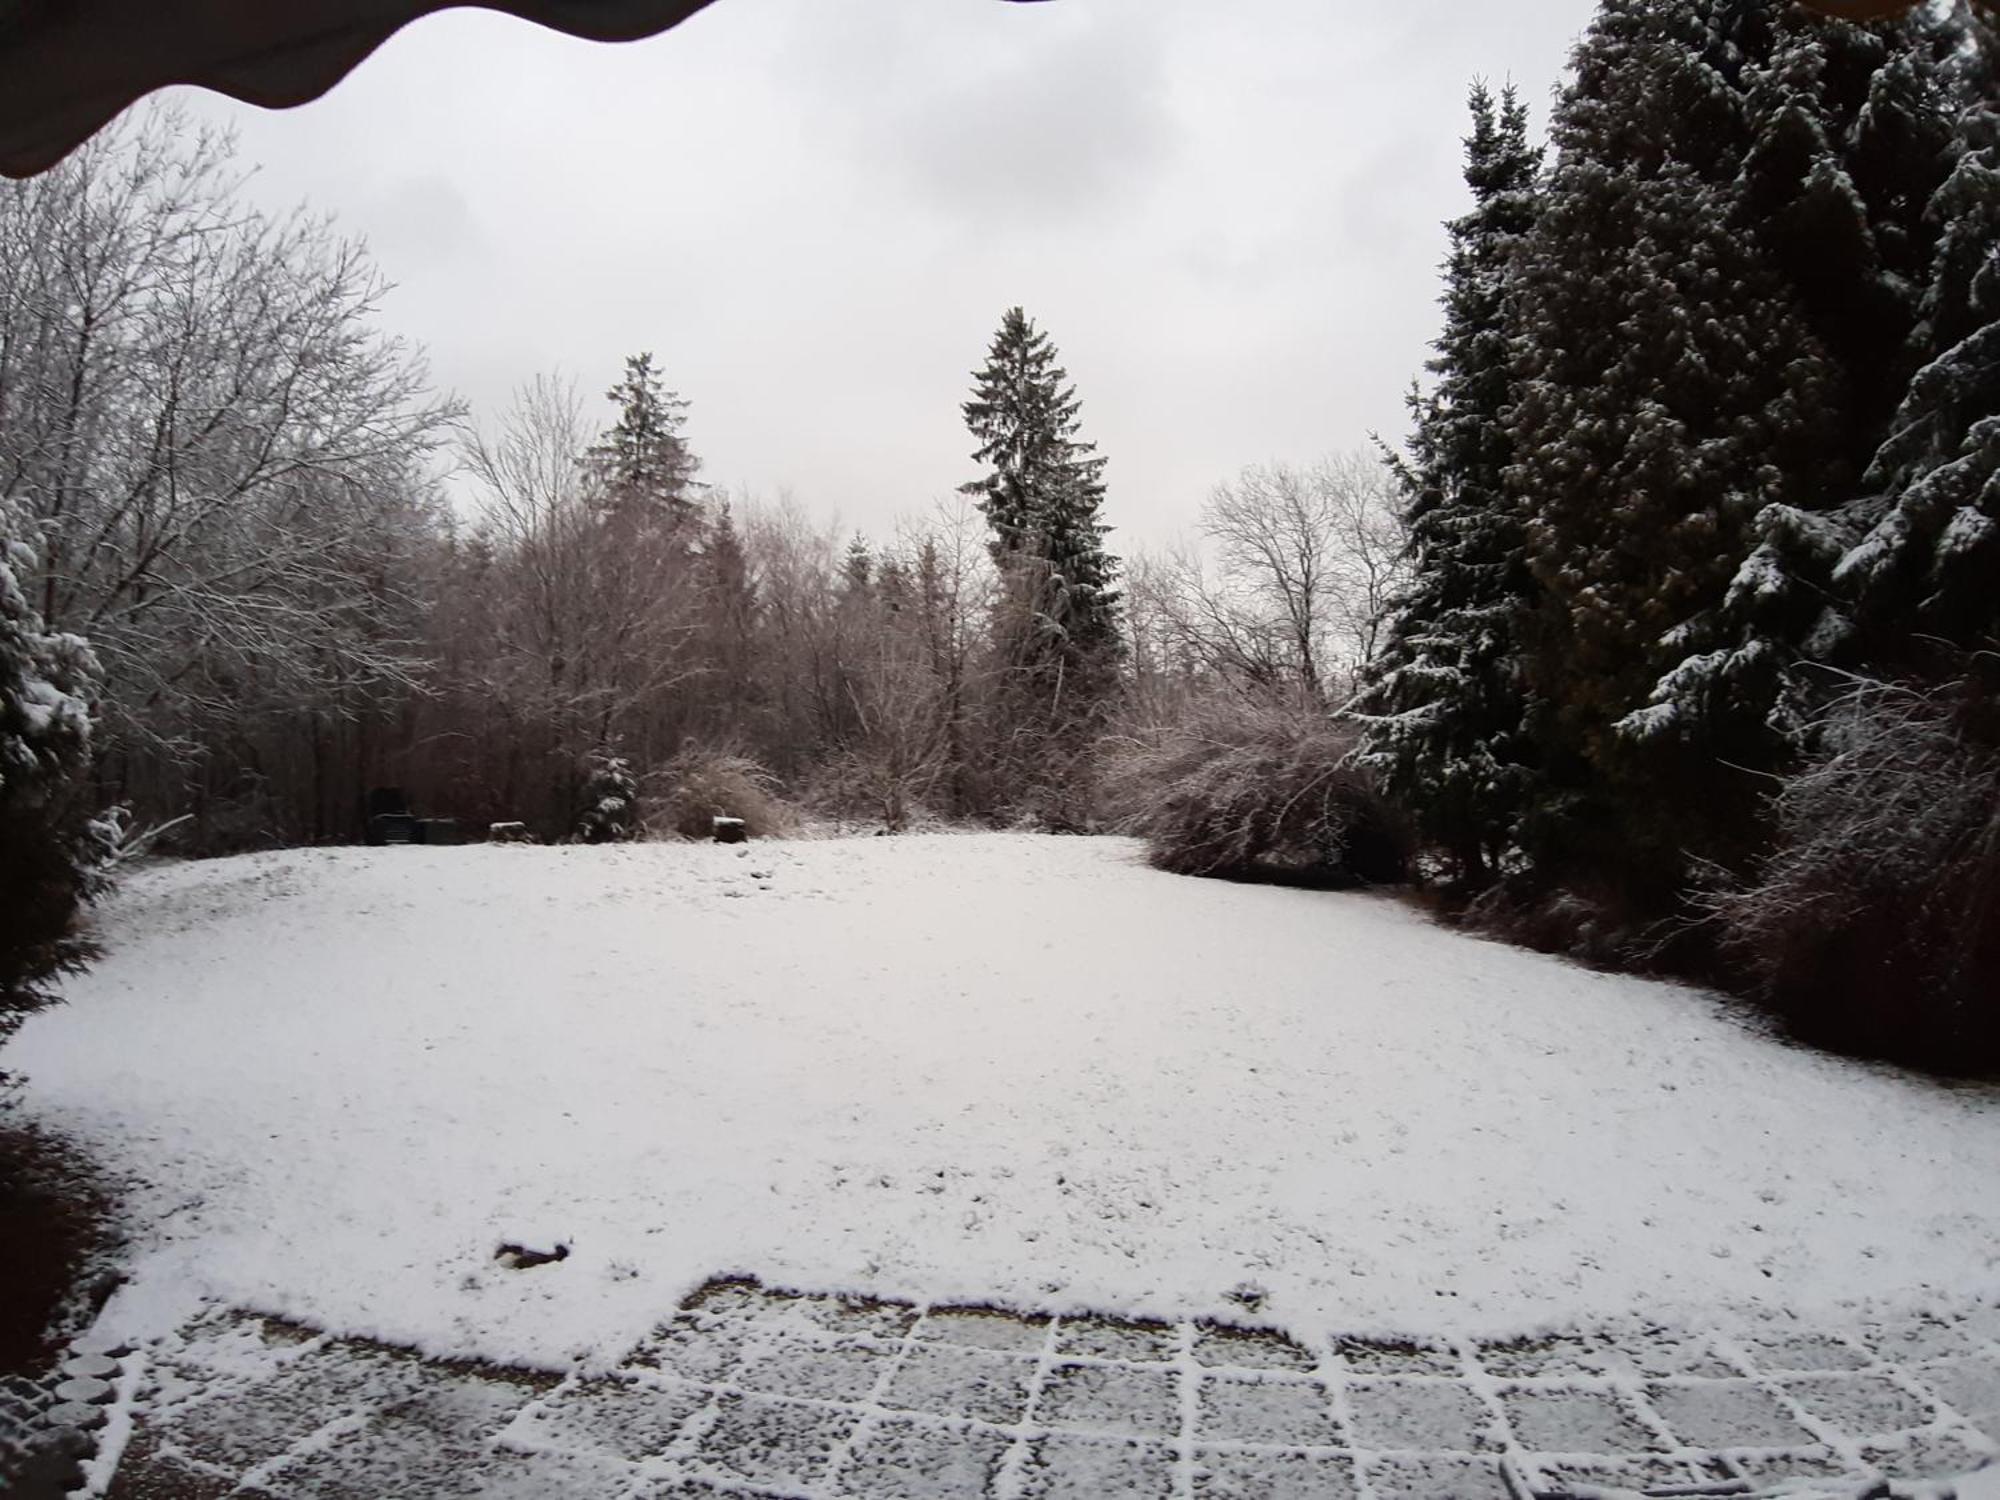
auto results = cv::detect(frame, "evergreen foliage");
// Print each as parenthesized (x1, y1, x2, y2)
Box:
(1504, 0, 1846, 901)
(586, 353, 700, 534)
(0, 522, 107, 1022)
(573, 746, 639, 844)
(961, 308, 1123, 692)
(1369, 0, 2000, 1062)
(1358, 84, 1544, 884)
(1833, 102, 2000, 664)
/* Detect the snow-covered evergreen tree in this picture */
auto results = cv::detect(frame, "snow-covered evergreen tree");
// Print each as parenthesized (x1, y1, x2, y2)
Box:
(1833, 94, 2000, 666)
(961, 308, 1122, 684)
(1504, 0, 1845, 893)
(574, 746, 640, 843)
(585, 352, 700, 534)
(1, 516, 107, 1020)
(1358, 83, 1543, 884)
(1627, 6, 1966, 754)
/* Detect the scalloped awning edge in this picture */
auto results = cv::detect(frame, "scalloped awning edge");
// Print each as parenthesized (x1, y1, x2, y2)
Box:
(0, 0, 718, 179)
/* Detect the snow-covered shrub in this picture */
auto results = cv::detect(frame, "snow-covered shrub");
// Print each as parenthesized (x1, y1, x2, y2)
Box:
(1103, 699, 1408, 884)
(1699, 670, 2000, 1070)
(573, 748, 640, 844)
(1, 532, 108, 1027)
(648, 747, 794, 841)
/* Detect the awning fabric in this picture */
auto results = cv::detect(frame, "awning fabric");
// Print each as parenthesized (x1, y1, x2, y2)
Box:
(0, 0, 716, 178)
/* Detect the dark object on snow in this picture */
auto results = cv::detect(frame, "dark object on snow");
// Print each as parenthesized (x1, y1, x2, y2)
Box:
(366, 787, 410, 819)
(494, 1241, 568, 1270)
(489, 822, 533, 845)
(712, 816, 748, 844)
(365, 812, 419, 847)
(364, 788, 421, 847)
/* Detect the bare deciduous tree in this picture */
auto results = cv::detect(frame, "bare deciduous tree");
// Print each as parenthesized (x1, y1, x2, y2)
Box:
(1141, 454, 1409, 708)
(0, 103, 457, 845)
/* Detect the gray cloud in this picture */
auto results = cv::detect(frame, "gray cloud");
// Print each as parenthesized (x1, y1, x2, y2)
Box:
(165, 0, 1599, 545)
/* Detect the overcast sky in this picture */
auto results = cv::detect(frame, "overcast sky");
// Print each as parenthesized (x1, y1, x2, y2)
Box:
(167, 0, 1598, 546)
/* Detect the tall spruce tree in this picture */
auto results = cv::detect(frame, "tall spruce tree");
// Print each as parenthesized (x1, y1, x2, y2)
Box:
(1358, 83, 1544, 884)
(961, 308, 1122, 700)
(586, 352, 700, 533)
(1503, 0, 1846, 902)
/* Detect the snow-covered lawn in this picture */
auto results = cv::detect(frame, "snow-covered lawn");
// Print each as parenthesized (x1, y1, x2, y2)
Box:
(8, 834, 1999, 1370)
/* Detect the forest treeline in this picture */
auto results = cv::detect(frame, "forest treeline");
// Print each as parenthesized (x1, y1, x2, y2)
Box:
(4, 0, 1998, 1068)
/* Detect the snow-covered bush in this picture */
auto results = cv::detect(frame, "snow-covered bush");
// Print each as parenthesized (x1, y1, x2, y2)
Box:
(648, 747, 794, 841)
(573, 748, 640, 844)
(1103, 699, 1408, 884)
(1, 531, 108, 1026)
(1699, 669, 2000, 1070)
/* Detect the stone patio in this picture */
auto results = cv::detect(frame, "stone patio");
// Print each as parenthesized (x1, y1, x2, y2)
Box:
(71, 1281, 2000, 1498)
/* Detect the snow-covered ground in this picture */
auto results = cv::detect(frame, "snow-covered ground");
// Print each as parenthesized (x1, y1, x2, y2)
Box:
(7, 834, 1999, 1371)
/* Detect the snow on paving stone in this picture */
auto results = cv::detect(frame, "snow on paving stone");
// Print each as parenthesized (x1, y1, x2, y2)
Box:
(5, 832, 2000, 1375)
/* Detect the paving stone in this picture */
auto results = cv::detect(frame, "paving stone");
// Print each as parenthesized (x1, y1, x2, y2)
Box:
(104, 1433, 239, 1500)
(387, 1365, 553, 1439)
(1054, 1316, 1180, 1365)
(509, 1377, 705, 1462)
(1364, 1452, 1512, 1500)
(879, 1344, 1036, 1425)
(686, 1391, 857, 1489)
(1645, 1379, 1818, 1449)
(1498, 1385, 1661, 1454)
(1923, 1354, 2000, 1433)
(1016, 1432, 1177, 1498)
(264, 1365, 556, 1498)
(154, 1348, 420, 1471)
(1611, 1332, 1740, 1380)
(450, 1449, 638, 1498)
(1735, 1329, 1872, 1373)
(1722, 1446, 1862, 1487)
(1036, 1362, 1178, 1437)
(1530, 1454, 1715, 1494)
(1475, 1335, 1617, 1380)
(1195, 1373, 1339, 1445)
(1779, 1372, 1934, 1436)
(1343, 1377, 1493, 1451)
(833, 1415, 1012, 1498)
(1191, 1324, 1318, 1373)
(54, 1375, 114, 1404)
(1866, 1316, 1982, 1365)
(627, 1315, 751, 1386)
(918, 1306, 1049, 1354)
(1861, 1427, 1998, 1481)
(261, 1420, 488, 1497)
(733, 1339, 894, 1403)
(1333, 1336, 1459, 1376)
(1192, 1448, 1357, 1498)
